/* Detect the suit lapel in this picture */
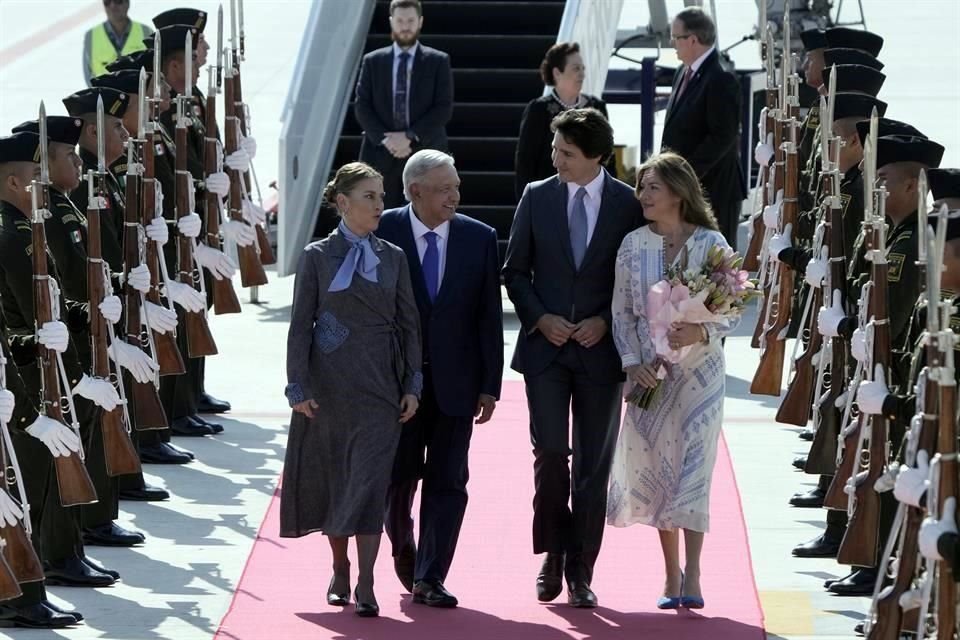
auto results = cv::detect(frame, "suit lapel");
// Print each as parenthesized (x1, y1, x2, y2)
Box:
(432, 215, 461, 307)
(664, 66, 685, 122)
(553, 177, 575, 269)
(579, 171, 621, 271)
(394, 206, 432, 306)
(665, 51, 715, 124)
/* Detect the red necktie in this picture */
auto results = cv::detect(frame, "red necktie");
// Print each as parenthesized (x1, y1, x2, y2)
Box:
(677, 67, 693, 98)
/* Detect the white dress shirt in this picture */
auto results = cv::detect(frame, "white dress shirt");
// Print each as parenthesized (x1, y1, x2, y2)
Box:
(392, 41, 419, 127)
(408, 206, 450, 290)
(566, 168, 605, 246)
(687, 45, 716, 76)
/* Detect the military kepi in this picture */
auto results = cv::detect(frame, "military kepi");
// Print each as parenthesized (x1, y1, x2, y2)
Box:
(91, 70, 145, 95)
(875, 135, 945, 170)
(800, 29, 827, 51)
(0, 132, 42, 164)
(11, 117, 83, 146)
(63, 87, 129, 118)
(928, 168, 960, 202)
(144, 25, 199, 54)
(824, 48, 884, 70)
(856, 118, 926, 147)
(822, 64, 885, 97)
(106, 49, 154, 73)
(152, 8, 207, 32)
(825, 27, 884, 57)
(832, 93, 887, 120)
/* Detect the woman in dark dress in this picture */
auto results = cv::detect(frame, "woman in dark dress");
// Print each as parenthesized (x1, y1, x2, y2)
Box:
(514, 41, 616, 199)
(281, 162, 422, 617)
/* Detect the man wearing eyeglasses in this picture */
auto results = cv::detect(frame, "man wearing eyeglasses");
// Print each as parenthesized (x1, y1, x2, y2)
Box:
(661, 8, 745, 248)
(82, 0, 154, 87)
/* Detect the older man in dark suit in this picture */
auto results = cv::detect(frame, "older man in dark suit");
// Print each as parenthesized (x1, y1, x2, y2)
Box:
(378, 150, 503, 608)
(661, 7, 745, 247)
(354, 0, 454, 208)
(503, 108, 643, 608)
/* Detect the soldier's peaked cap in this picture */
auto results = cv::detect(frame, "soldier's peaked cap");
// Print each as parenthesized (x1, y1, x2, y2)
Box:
(823, 64, 886, 97)
(823, 48, 883, 71)
(91, 70, 145, 95)
(825, 27, 883, 57)
(62, 87, 129, 118)
(800, 29, 827, 51)
(875, 135, 944, 170)
(927, 169, 960, 202)
(144, 25, 199, 56)
(11, 116, 84, 146)
(831, 93, 887, 121)
(107, 49, 154, 73)
(153, 8, 207, 32)
(0, 132, 42, 164)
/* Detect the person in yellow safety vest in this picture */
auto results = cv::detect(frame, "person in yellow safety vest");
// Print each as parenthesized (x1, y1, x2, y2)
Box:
(82, 0, 153, 86)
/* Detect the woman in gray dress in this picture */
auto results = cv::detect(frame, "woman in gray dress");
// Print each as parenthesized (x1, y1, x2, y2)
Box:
(281, 162, 422, 617)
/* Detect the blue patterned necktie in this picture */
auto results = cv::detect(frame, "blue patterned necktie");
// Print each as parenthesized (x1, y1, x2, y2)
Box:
(394, 51, 410, 130)
(422, 231, 439, 301)
(569, 187, 588, 268)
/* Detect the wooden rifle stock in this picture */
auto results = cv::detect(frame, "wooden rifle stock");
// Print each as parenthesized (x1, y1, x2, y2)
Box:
(805, 345, 844, 475)
(0, 431, 43, 584)
(0, 550, 20, 601)
(141, 126, 186, 377)
(204, 93, 241, 315)
(744, 89, 778, 272)
(224, 68, 267, 287)
(825, 413, 860, 509)
(86, 177, 140, 476)
(777, 287, 823, 425)
(234, 64, 276, 266)
(935, 346, 957, 640)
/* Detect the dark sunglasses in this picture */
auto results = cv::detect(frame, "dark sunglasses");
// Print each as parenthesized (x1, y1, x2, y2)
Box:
(103, 0, 127, 5)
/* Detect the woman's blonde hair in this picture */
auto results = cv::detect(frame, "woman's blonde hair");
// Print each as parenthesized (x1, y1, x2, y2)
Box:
(636, 152, 719, 231)
(323, 162, 383, 210)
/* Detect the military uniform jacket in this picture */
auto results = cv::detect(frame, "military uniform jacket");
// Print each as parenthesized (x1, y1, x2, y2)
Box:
(798, 100, 822, 217)
(1, 308, 40, 430)
(70, 149, 126, 291)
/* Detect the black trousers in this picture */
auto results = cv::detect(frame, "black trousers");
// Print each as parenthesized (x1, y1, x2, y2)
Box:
(159, 315, 198, 424)
(524, 344, 622, 575)
(385, 367, 473, 584)
(75, 399, 118, 528)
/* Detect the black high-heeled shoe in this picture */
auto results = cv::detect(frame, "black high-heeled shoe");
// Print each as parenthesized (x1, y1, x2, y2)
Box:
(326, 575, 350, 607)
(354, 587, 379, 617)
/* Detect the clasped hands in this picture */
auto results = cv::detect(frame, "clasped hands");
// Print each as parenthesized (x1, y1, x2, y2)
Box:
(536, 314, 607, 349)
(382, 131, 412, 159)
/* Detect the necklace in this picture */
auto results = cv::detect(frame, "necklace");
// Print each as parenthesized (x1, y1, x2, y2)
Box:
(552, 89, 585, 109)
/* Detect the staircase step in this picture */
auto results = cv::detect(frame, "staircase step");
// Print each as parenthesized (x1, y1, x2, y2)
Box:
(372, 1, 565, 35)
(333, 136, 518, 172)
(365, 34, 555, 69)
(342, 102, 528, 138)
(459, 171, 516, 206)
(454, 69, 543, 102)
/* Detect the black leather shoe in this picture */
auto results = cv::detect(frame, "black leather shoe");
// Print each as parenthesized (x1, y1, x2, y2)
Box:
(44, 556, 115, 587)
(792, 533, 841, 558)
(326, 574, 350, 607)
(567, 582, 598, 608)
(166, 442, 195, 460)
(170, 417, 213, 437)
(82, 522, 145, 547)
(189, 415, 223, 434)
(413, 580, 458, 608)
(0, 602, 76, 628)
(82, 555, 120, 580)
(536, 552, 564, 602)
(353, 587, 379, 617)
(854, 620, 865, 635)
(798, 429, 814, 441)
(198, 392, 231, 414)
(789, 487, 825, 508)
(119, 484, 169, 501)
(42, 600, 83, 622)
(793, 456, 807, 470)
(394, 543, 416, 593)
(828, 568, 877, 596)
(140, 442, 193, 464)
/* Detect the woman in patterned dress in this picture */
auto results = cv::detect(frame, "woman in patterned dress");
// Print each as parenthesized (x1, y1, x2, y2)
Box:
(606, 152, 738, 609)
(281, 162, 422, 617)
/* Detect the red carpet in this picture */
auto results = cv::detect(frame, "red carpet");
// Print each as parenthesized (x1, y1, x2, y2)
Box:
(215, 381, 765, 640)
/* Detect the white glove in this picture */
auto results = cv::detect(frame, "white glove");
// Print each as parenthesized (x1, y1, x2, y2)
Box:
(25, 415, 81, 457)
(762, 190, 783, 229)
(127, 263, 152, 293)
(225, 148, 251, 173)
(221, 219, 256, 247)
(145, 217, 169, 245)
(98, 295, 122, 324)
(177, 213, 202, 239)
(0, 389, 14, 425)
(205, 171, 230, 197)
(194, 242, 238, 280)
(242, 199, 266, 226)
(919, 497, 957, 561)
(167, 281, 205, 313)
(240, 135, 257, 159)
(109, 339, 159, 384)
(143, 300, 178, 334)
(804, 246, 828, 288)
(769, 223, 793, 263)
(754, 133, 775, 167)
(817, 290, 845, 338)
(0, 489, 22, 527)
(899, 588, 923, 611)
(894, 450, 930, 508)
(857, 365, 890, 415)
(37, 321, 69, 353)
(851, 327, 868, 363)
(73, 374, 121, 411)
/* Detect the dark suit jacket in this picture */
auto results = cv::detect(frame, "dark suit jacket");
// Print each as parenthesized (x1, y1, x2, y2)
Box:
(502, 171, 645, 381)
(514, 93, 616, 199)
(377, 206, 504, 417)
(660, 50, 746, 218)
(354, 43, 453, 165)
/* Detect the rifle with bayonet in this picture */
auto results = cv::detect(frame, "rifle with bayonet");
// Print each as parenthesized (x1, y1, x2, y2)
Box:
(744, 24, 778, 272)
(176, 31, 218, 358)
(30, 105, 98, 507)
(87, 96, 141, 476)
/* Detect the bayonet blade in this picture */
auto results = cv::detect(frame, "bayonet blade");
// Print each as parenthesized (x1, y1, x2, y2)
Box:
(918, 170, 929, 265)
(138, 67, 147, 139)
(38, 102, 49, 185)
(230, 0, 238, 52)
(153, 29, 162, 101)
(185, 30, 193, 101)
(217, 4, 224, 90)
(239, 0, 245, 58)
(96, 95, 105, 173)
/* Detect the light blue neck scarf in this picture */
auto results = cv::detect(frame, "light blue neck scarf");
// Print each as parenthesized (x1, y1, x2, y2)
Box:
(328, 221, 380, 292)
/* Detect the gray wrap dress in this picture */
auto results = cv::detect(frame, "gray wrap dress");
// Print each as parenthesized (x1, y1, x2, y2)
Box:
(280, 229, 422, 538)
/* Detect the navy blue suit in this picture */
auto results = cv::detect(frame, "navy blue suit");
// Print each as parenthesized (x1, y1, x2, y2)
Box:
(377, 205, 503, 585)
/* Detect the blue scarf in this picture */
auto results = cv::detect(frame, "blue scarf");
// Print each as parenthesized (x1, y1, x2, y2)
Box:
(327, 221, 380, 292)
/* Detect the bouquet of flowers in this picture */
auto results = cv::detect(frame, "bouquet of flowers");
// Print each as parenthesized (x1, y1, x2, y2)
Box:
(626, 245, 758, 409)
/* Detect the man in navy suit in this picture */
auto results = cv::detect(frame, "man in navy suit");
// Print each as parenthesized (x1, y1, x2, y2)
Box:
(378, 150, 504, 608)
(503, 108, 643, 608)
(354, 0, 454, 208)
